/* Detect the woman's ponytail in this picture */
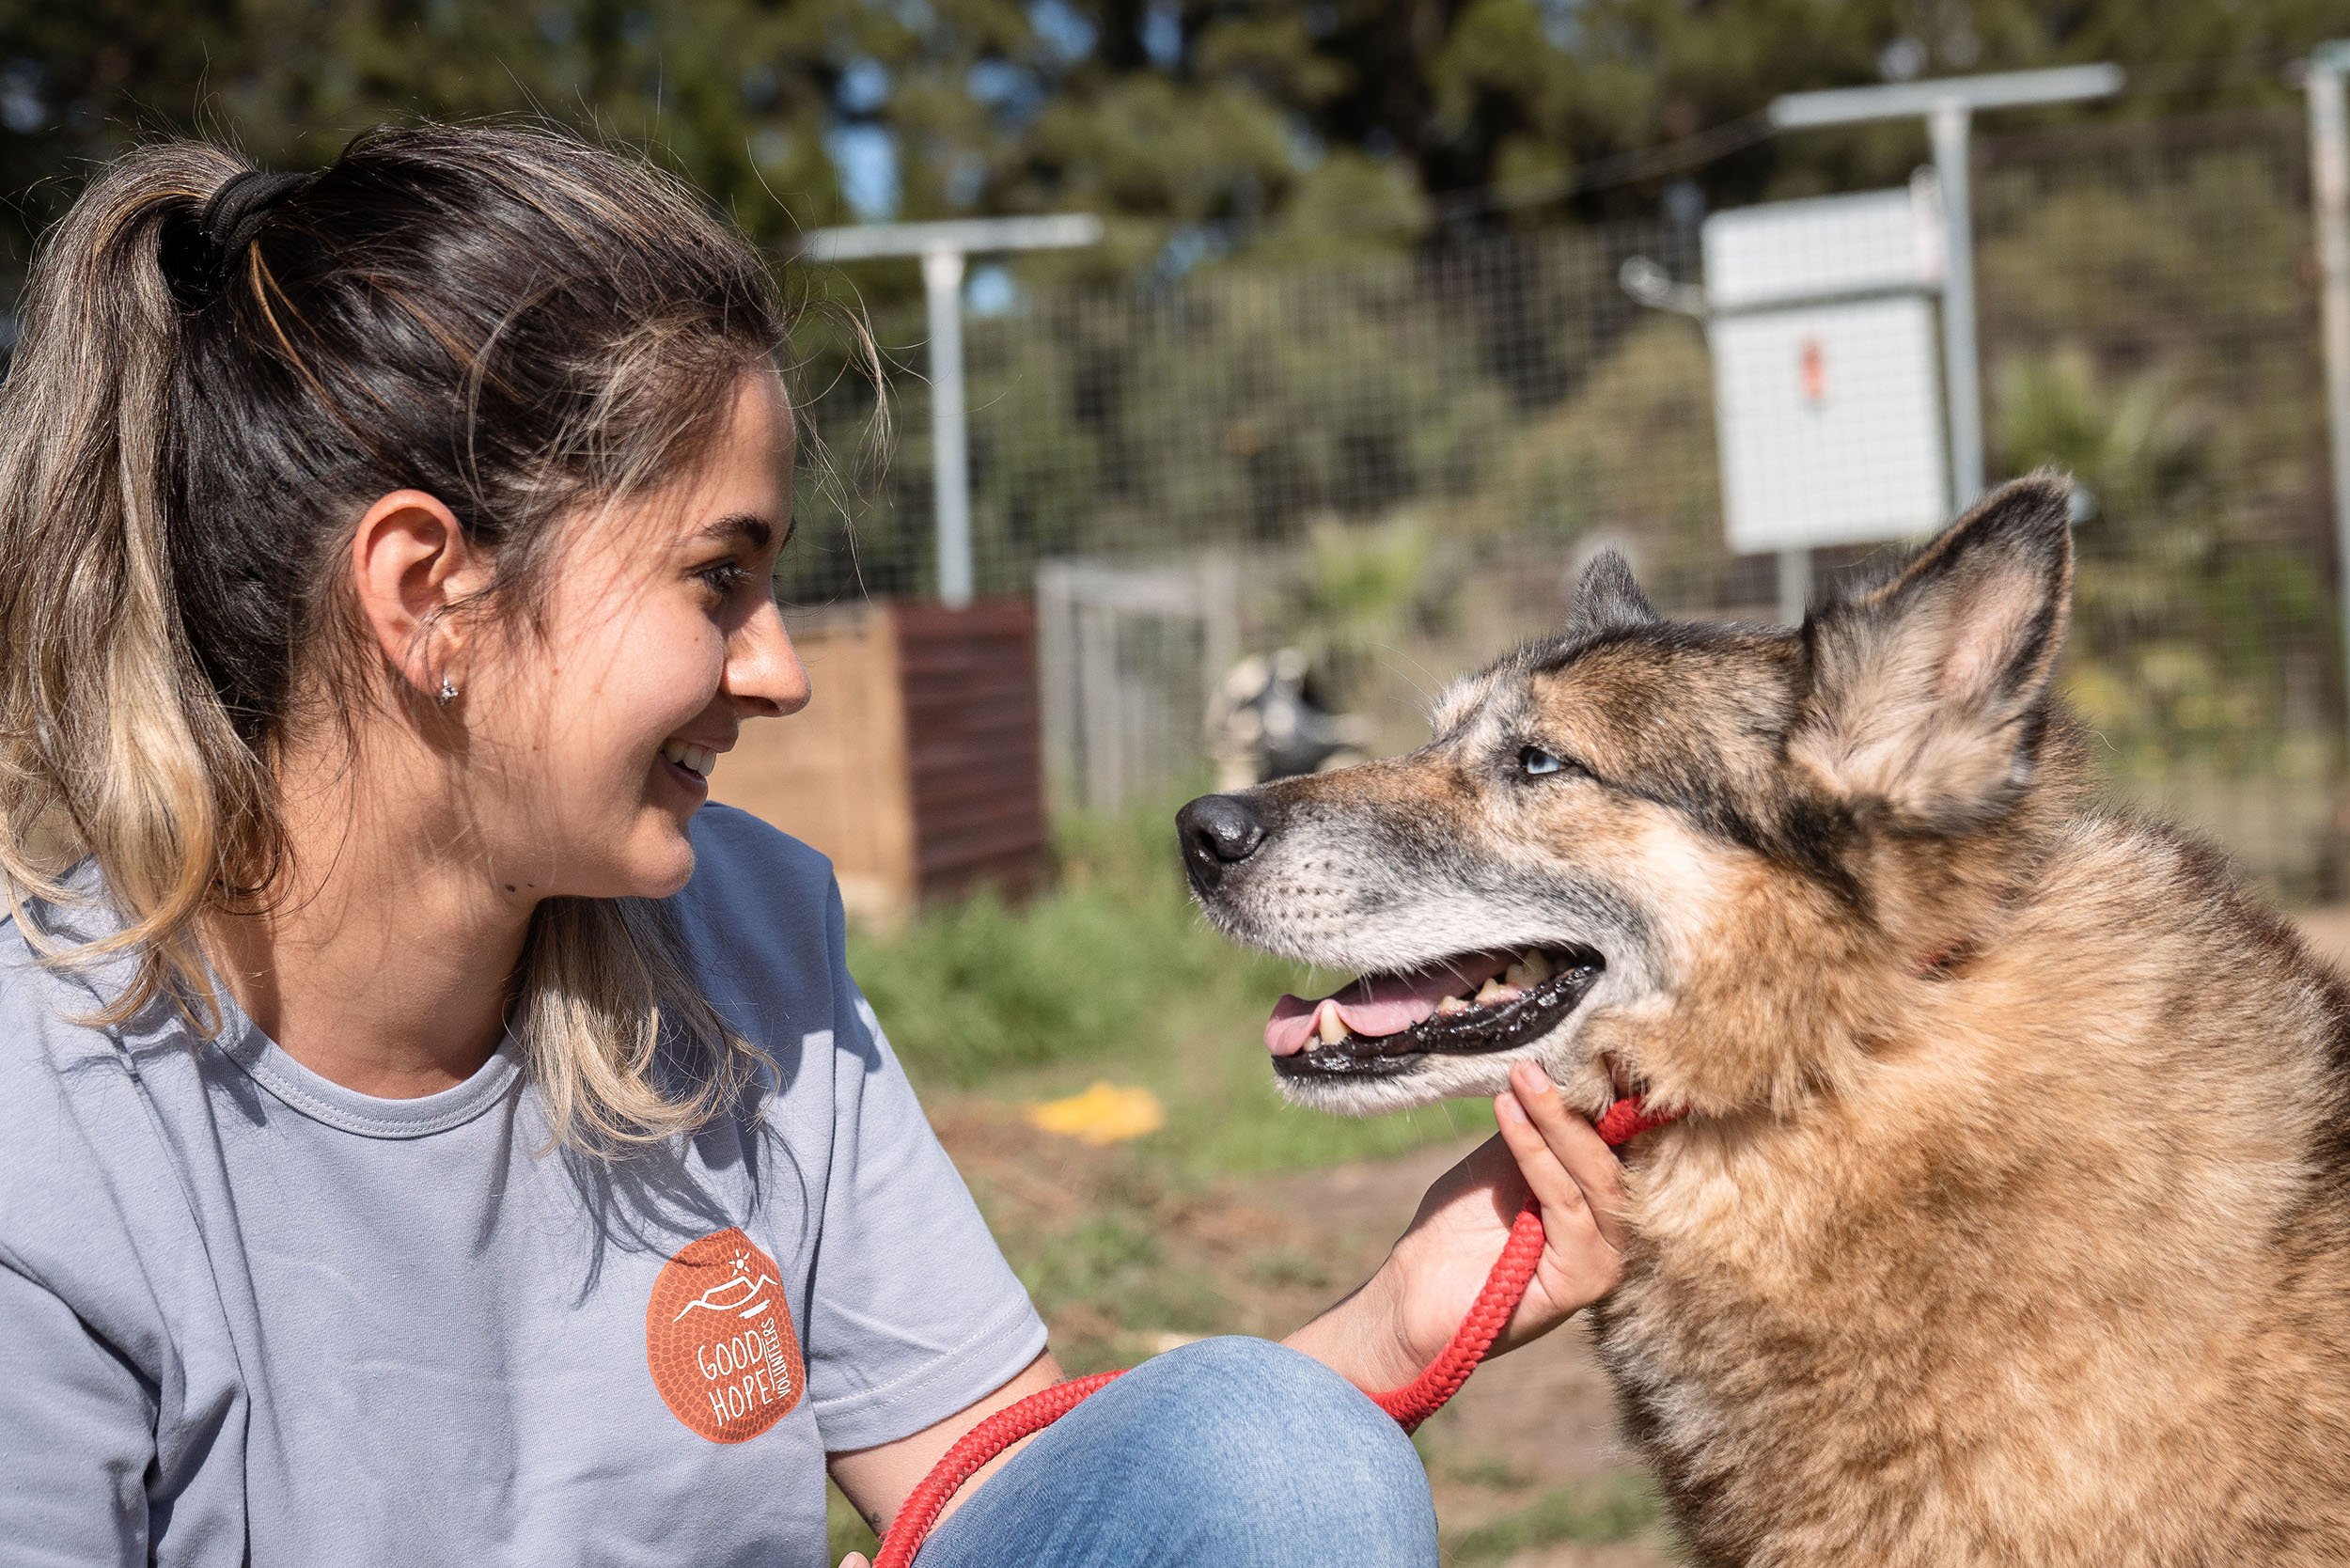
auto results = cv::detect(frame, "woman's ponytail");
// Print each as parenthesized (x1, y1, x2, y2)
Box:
(0, 143, 266, 1027)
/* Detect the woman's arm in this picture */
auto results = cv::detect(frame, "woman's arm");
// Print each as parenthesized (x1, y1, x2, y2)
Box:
(0, 1262, 157, 1565)
(827, 1347, 1064, 1548)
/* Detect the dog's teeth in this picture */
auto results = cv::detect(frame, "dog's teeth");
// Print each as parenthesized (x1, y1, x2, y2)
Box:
(1476, 978, 1520, 1004)
(1504, 949, 1555, 989)
(1316, 999, 1347, 1045)
(1436, 996, 1471, 1015)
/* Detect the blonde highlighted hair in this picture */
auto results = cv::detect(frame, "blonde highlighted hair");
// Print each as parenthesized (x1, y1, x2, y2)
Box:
(0, 126, 792, 1154)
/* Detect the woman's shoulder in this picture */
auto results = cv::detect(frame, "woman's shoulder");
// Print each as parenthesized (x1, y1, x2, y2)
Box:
(0, 883, 196, 1179)
(0, 900, 165, 1301)
(687, 803, 834, 884)
(667, 805, 848, 1009)
(0, 894, 125, 1066)
(679, 804, 838, 929)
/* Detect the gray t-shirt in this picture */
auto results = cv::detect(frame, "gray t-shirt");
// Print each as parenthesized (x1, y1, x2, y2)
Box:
(0, 805, 1047, 1566)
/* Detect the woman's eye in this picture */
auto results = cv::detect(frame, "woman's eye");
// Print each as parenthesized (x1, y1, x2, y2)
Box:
(1519, 746, 1570, 776)
(697, 561, 753, 597)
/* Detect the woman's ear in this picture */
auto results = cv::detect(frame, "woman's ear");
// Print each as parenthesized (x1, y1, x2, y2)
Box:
(347, 490, 483, 701)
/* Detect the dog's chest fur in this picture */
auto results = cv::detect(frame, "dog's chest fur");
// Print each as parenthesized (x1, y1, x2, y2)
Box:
(1584, 821, 2350, 1567)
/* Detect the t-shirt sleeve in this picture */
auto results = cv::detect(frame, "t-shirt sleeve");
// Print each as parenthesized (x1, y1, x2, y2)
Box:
(0, 1260, 152, 1567)
(801, 980, 1048, 1453)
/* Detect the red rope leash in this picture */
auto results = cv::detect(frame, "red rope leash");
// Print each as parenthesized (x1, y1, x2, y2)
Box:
(1369, 1091, 1681, 1433)
(872, 1093, 1679, 1568)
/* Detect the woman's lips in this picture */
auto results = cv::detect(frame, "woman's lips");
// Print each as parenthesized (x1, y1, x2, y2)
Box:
(659, 737, 722, 795)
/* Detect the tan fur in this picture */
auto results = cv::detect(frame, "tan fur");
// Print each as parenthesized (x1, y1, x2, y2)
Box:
(1188, 478, 2350, 1562)
(1594, 809, 2350, 1565)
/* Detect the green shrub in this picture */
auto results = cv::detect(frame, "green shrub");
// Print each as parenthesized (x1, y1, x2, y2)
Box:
(847, 801, 1296, 1090)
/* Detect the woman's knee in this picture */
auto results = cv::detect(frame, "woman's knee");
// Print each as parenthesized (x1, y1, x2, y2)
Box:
(923, 1337, 1436, 1567)
(1099, 1336, 1435, 1538)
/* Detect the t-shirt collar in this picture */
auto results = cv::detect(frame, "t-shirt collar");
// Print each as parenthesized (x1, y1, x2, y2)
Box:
(212, 1011, 525, 1139)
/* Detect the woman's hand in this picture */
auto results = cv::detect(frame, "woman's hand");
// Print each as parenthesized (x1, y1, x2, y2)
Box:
(1382, 1060, 1629, 1372)
(1283, 1059, 1627, 1392)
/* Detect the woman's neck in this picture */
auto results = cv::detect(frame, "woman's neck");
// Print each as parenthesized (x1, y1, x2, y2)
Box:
(203, 734, 532, 1099)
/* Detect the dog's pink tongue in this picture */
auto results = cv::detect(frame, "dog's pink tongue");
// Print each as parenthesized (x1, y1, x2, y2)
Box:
(1264, 995, 1322, 1057)
(1264, 952, 1514, 1056)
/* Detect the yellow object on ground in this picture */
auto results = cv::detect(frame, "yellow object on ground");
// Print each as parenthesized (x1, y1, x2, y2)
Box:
(1024, 1081, 1167, 1146)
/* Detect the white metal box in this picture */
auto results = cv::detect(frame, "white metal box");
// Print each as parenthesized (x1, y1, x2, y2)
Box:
(1702, 184, 1950, 552)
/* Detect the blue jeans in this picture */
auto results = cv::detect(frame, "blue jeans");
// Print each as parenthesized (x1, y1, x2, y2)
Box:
(920, 1336, 1439, 1566)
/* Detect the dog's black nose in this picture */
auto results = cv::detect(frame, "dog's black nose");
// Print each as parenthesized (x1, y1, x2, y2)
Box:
(1177, 793, 1267, 888)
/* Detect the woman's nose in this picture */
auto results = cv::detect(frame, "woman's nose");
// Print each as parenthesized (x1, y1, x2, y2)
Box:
(726, 599, 810, 718)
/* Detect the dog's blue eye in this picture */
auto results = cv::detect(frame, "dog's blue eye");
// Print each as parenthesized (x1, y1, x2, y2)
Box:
(1520, 746, 1567, 776)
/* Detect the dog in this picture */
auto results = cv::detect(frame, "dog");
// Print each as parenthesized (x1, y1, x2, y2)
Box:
(1177, 475, 2350, 1565)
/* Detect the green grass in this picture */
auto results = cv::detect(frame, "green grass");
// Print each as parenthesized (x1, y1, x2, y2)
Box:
(827, 1479, 878, 1563)
(1441, 1474, 1664, 1564)
(849, 804, 1281, 1089)
(1010, 1212, 1230, 1339)
(849, 798, 1496, 1182)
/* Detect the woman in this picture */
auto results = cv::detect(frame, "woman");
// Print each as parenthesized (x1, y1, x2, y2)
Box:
(0, 126, 1627, 1566)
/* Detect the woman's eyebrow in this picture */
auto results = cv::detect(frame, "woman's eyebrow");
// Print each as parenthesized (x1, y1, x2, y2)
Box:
(693, 512, 775, 549)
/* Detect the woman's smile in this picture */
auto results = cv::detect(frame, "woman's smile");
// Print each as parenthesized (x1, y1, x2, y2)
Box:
(660, 736, 722, 793)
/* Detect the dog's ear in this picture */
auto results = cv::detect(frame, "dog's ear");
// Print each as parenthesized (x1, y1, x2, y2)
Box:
(1565, 552, 1660, 641)
(1791, 474, 2075, 831)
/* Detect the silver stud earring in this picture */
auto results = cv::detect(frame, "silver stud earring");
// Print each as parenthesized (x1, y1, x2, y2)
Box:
(437, 676, 460, 706)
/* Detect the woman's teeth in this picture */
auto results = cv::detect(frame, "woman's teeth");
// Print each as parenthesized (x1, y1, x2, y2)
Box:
(662, 739, 716, 779)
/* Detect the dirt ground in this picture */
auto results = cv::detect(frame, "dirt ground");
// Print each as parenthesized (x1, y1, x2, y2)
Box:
(932, 906, 2350, 1566)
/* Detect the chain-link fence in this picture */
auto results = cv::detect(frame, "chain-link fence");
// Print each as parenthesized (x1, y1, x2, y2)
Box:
(784, 109, 2343, 897)
(1973, 111, 2336, 894)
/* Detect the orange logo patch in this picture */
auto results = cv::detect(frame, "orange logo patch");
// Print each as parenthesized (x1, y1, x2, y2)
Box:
(646, 1228, 806, 1442)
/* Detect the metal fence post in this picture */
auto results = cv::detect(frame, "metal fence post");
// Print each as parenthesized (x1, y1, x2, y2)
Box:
(1034, 561, 1077, 812)
(1929, 100, 1983, 509)
(802, 215, 1105, 608)
(1777, 549, 1811, 626)
(2310, 42, 2350, 744)
(920, 245, 973, 608)
(1769, 66, 2124, 515)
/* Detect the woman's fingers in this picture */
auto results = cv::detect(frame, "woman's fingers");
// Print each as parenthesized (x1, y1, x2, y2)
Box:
(1496, 1060, 1629, 1251)
(1492, 1084, 1598, 1253)
(840, 1555, 871, 1568)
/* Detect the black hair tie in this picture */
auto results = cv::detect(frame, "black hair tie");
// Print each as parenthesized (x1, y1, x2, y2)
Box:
(191, 167, 315, 299)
